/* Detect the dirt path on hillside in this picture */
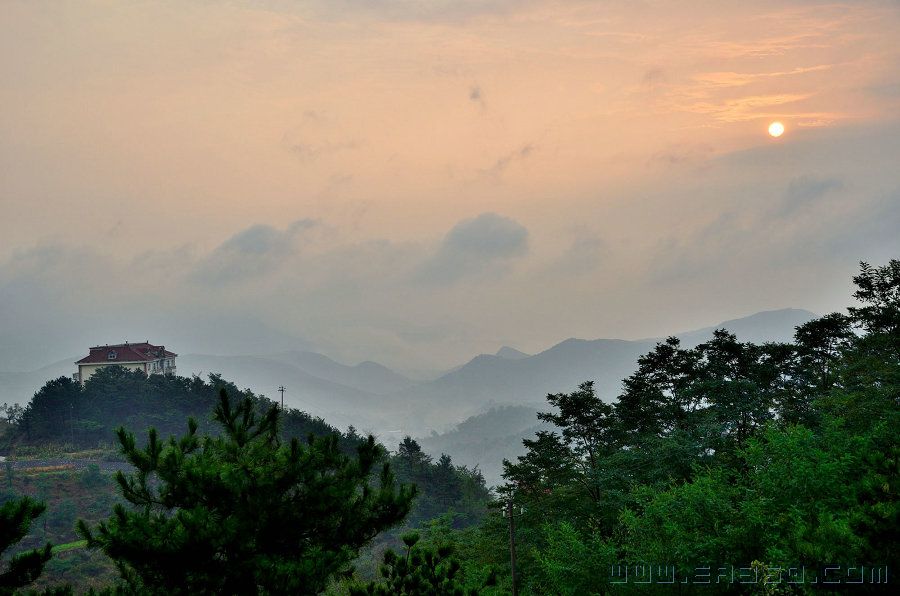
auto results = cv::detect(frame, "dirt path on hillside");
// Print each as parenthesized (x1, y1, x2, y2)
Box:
(3, 458, 133, 474)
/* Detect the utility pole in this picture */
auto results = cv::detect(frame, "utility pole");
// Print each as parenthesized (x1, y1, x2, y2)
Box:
(507, 499, 518, 596)
(278, 386, 286, 410)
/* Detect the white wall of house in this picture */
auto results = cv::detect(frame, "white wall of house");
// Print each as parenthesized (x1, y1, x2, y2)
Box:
(78, 360, 176, 383)
(78, 362, 148, 383)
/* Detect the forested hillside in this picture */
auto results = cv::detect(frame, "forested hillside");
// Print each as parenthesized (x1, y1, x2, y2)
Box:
(419, 405, 551, 487)
(0, 260, 895, 594)
(4, 370, 351, 452)
(0, 373, 491, 593)
(0, 308, 816, 444)
(433, 260, 899, 593)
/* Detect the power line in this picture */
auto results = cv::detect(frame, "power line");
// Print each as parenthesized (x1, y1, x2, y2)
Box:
(507, 499, 518, 596)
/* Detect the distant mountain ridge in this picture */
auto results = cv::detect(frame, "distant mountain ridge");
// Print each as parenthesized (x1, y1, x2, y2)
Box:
(263, 350, 414, 395)
(495, 346, 530, 360)
(377, 307, 818, 435)
(1, 308, 818, 441)
(419, 404, 550, 486)
(669, 308, 818, 347)
(416, 307, 818, 485)
(175, 352, 410, 432)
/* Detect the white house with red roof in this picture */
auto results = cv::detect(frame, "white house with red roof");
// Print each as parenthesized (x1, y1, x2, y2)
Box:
(74, 342, 177, 384)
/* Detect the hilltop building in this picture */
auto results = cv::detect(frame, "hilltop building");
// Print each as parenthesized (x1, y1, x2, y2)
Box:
(74, 342, 177, 384)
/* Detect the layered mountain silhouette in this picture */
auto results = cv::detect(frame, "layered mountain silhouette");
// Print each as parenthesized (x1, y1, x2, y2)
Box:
(415, 308, 818, 484)
(419, 404, 550, 487)
(395, 308, 817, 433)
(1, 308, 817, 445)
(495, 346, 530, 360)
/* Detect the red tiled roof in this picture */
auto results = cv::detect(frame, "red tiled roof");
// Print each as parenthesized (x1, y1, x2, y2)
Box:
(76, 342, 177, 365)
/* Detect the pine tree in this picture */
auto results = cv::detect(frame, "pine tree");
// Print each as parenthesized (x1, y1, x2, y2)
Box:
(78, 389, 416, 595)
(0, 496, 52, 594)
(350, 532, 492, 596)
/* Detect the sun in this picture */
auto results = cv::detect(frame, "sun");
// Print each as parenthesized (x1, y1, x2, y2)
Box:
(768, 121, 785, 138)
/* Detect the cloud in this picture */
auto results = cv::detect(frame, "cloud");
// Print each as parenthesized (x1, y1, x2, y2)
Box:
(649, 143, 714, 166)
(680, 93, 813, 122)
(868, 81, 900, 98)
(805, 186, 900, 262)
(307, 0, 534, 24)
(778, 175, 843, 217)
(192, 220, 318, 285)
(693, 64, 833, 89)
(469, 84, 485, 107)
(552, 231, 606, 276)
(481, 144, 535, 178)
(281, 111, 360, 162)
(1, 0, 899, 376)
(441, 213, 529, 260)
(287, 140, 359, 162)
(416, 213, 529, 284)
(698, 31, 835, 60)
(642, 67, 667, 91)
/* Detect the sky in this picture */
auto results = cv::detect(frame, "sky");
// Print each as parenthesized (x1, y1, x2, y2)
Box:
(2, 0, 899, 372)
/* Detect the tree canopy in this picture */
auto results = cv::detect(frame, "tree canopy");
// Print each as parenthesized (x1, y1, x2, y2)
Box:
(475, 260, 900, 592)
(9, 370, 350, 453)
(0, 495, 52, 594)
(78, 390, 416, 595)
(2, 259, 897, 594)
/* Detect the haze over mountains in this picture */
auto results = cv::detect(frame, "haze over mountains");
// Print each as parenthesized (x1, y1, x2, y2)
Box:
(416, 308, 819, 484)
(1, 308, 815, 440)
(419, 404, 553, 487)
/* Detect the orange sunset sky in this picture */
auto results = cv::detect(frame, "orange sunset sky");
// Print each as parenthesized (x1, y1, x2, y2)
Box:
(2, 0, 899, 370)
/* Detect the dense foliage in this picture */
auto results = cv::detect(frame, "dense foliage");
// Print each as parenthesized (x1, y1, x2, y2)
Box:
(393, 437, 491, 528)
(1, 259, 896, 594)
(78, 390, 416, 595)
(419, 406, 551, 488)
(2, 377, 492, 593)
(447, 260, 899, 593)
(351, 531, 494, 596)
(0, 495, 52, 594)
(1, 466, 120, 592)
(8, 370, 350, 452)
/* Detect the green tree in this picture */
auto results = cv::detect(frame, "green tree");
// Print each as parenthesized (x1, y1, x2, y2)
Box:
(534, 382, 617, 505)
(12, 368, 355, 453)
(78, 390, 416, 595)
(535, 521, 616, 595)
(481, 259, 900, 594)
(616, 336, 698, 440)
(1, 403, 24, 426)
(351, 531, 492, 596)
(849, 259, 900, 341)
(792, 313, 853, 395)
(0, 496, 52, 594)
(16, 377, 80, 445)
(397, 437, 432, 473)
